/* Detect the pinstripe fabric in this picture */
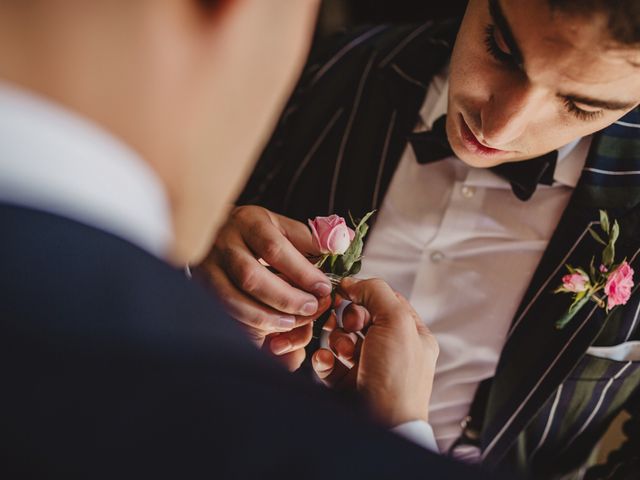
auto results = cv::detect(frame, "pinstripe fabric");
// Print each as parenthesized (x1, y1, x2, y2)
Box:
(481, 117, 640, 478)
(236, 20, 640, 480)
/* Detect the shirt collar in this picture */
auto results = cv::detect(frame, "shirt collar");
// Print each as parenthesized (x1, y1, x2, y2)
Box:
(0, 81, 173, 258)
(416, 69, 588, 189)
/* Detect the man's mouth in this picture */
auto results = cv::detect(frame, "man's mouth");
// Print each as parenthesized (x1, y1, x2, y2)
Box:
(458, 114, 508, 157)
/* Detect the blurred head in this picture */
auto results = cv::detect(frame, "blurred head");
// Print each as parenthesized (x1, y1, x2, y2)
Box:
(0, 0, 319, 264)
(447, 0, 640, 167)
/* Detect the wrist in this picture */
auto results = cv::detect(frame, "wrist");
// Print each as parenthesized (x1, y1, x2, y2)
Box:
(367, 396, 429, 427)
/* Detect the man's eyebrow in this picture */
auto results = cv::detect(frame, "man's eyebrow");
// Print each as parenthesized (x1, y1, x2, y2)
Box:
(489, 0, 524, 67)
(558, 93, 637, 111)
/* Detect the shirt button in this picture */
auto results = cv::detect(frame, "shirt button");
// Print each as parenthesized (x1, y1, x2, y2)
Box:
(461, 186, 476, 198)
(430, 251, 445, 263)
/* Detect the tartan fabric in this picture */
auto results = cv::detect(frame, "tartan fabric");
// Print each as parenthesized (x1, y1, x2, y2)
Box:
(237, 20, 640, 479)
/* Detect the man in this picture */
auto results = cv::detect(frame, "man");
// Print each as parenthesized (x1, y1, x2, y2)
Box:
(0, 0, 487, 478)
(204, 0, 640, 478)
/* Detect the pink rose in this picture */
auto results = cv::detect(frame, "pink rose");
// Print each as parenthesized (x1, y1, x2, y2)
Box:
(604, 261, 634, 309)
(308, 215, 355, 255)
(562, 271, 590, 293)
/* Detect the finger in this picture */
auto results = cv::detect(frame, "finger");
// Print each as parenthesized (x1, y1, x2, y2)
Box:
(242, 212, 332, 298)
(394, 291, 428, 331)
(268, 323, 313, 356)
(342, 303, 371, 333)
(218, 243, 324, 317)
(274, 213, 323, 257)
(322, 311, 337, 332)
(205, 261, 305, 337)
(276, 348, 306, 372)
(392, 292, 439, 360)
(332, 293, 344, 308)
(337, 277, 407, 327)
(312, 349, 351, 387)
(329, 328, 357, 368)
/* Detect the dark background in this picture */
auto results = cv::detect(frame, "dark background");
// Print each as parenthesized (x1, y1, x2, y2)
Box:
(318, 0, 469, 35)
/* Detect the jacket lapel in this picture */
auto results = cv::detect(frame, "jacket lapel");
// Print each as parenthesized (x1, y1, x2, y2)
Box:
(481, 109, 640, 468)
(328, 20, 458, 223)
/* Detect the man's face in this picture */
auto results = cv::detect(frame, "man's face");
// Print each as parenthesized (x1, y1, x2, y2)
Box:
(447, 0, 640, 167)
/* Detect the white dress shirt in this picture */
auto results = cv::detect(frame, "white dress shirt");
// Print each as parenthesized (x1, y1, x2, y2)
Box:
(0, 82, 173, 258)
(359, 69, 591, 457)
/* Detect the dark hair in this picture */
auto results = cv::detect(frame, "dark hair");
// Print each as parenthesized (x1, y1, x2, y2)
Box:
(549, 0, 640, 45)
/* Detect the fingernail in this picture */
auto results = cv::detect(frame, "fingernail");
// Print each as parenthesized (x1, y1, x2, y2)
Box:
(301, 300, 318, 316)
(313, 282, 332, 297)
(271, 337, 292, 355)
(277, 316, 296, 330)
(335, 337, 352, 356)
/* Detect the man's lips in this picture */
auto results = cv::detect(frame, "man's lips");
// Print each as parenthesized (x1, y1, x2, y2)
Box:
(458, 115, 507, 156)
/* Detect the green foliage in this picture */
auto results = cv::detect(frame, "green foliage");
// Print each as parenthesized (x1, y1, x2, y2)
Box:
(554, 210, 625, 330)
(599, 209, 610, 234)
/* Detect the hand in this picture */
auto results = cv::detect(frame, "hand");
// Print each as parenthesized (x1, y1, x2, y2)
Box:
(312, 278, 438, 426)
(197, 205, 333, 366)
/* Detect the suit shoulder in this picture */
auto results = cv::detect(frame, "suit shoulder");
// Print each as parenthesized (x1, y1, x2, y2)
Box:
(302, 19, 460, 86)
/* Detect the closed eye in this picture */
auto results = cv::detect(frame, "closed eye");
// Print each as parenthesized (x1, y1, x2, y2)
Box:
(484, 24, 518, 69)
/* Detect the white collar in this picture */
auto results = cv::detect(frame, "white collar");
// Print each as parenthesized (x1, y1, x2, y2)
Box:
(417, 69, 588, 188)
(0, 81, 173, 258)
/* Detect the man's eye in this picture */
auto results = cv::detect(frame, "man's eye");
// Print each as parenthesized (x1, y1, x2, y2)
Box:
(563, 98, 604, 122)
(484, 24, 515, 66)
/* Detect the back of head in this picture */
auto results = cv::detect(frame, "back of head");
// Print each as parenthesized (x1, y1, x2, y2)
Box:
(0, 0, 319, 264)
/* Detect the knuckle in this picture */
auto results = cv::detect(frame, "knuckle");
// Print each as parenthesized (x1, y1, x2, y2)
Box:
(237, 266, 261, 295)
(223, 249, 260, 293)
(424, 333, 440, 358)
(230, 205, 256, 223)
(365, 277, 387, 291)
(260, 239, 284, 262)
(247, 311, 272, 331)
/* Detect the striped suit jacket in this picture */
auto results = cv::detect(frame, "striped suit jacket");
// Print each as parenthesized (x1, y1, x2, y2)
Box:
(238, 20, 640, 480)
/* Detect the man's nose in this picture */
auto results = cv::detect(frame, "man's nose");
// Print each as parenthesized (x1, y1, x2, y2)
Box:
(479, 82, 544, 148)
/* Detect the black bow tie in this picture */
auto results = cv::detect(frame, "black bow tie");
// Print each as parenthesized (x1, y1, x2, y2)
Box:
(408, 115, 558, 201)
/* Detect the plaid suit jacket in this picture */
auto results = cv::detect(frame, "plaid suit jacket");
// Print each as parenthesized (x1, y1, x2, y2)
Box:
(238, 20, 640, 480)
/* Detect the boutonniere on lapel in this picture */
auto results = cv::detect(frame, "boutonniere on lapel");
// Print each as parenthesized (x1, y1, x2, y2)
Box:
(554, 210, 634, 329)
(307, 211, 375, 336)
(309, 211, 375, 287)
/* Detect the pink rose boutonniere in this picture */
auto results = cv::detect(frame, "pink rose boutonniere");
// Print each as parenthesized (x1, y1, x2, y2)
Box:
(308, 211, 375, 287)
(307, 211, 375, 339)
(308, 215, 355, 256)
(555, 210, 635, 329)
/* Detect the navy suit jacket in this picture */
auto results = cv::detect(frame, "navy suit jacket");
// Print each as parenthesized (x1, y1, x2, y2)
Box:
(0, 203, 488, 479)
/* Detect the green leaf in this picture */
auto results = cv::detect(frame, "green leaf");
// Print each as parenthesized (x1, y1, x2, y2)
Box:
(572, 288, 588, 305)
(610, 220, 620, 247)
(589, 256, 596, 280)
(314, 254, 330, 269)
(588, 228, 607, 246)
(555, 294, 591, 329)
(349, 260, 362, 276)
(339, 210, 375, 276)
(599, 210, 610, 235)
(602, 243, 615, 268)
(348, 211, 358, 229)
(356, 210, 376, 230)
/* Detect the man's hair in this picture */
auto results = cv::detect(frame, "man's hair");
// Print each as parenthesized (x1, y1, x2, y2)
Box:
(549, 0, 640, 46)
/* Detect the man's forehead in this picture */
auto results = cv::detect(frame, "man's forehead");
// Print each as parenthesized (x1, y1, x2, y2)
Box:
(501, 0, 640, 99)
